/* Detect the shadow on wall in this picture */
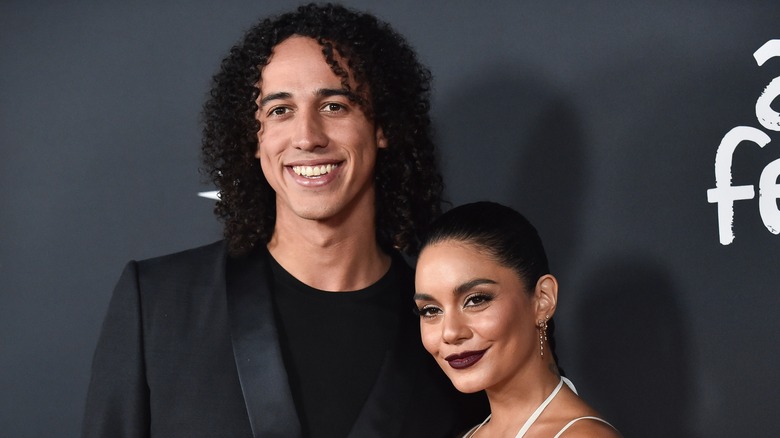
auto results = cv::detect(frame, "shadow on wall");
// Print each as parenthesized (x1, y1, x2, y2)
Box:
(575, 257, 693, 438)
(436, 66, 694, 436)
(436, 67, 590, 395)
(435, 66, 587, 274)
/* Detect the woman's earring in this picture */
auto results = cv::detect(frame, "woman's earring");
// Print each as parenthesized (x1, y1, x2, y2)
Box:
(537, 317, 548, 358)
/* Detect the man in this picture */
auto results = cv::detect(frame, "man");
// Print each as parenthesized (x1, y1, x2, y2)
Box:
(82, 4, 486, 437)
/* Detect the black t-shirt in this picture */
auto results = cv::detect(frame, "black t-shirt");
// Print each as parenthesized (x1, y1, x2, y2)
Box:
(268, 253, 402, 438)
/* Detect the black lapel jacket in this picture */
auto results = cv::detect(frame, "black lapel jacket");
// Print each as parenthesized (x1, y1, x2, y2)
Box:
(82, 241, 486, 437)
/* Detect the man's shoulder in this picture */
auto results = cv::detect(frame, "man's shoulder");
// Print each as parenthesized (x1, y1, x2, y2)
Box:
(133, 240, 229, 277)
(140, 240, 226, 262)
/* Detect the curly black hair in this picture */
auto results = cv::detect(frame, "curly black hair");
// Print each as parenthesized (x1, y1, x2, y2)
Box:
(201, 3, 443, 257)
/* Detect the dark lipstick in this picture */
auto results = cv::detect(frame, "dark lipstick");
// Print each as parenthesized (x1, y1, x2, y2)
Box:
(445, 349, 487, 370)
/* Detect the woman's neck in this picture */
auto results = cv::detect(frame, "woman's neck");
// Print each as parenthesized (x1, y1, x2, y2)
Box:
(481, 362, 561, 436)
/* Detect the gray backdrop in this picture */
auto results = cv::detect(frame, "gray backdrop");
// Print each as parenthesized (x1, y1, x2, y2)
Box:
(2, 1, 779, 436)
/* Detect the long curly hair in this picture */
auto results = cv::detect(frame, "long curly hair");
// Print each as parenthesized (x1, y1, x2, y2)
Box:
(201, 3, 443, 257)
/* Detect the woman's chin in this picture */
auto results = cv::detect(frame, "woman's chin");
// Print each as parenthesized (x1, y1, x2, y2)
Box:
(448, 377, 487, 394)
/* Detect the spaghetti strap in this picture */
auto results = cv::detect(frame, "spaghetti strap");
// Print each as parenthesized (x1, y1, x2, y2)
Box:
(513, 378, 564, 437)
(552, 416, 617, 438)
(462, 415, 490, 438)
(463, 378, 614, 438)
(463, 379, 565, 438)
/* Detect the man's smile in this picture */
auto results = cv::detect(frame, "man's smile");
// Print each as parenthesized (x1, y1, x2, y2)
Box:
(292, 163, 340, 177)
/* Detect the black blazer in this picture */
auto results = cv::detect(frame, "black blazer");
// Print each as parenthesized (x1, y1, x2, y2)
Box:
(82, 241, 486, 437)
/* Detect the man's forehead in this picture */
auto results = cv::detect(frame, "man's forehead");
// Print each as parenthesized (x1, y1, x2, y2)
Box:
(262, 36, 342, 74)
(258, 36, 368, 101)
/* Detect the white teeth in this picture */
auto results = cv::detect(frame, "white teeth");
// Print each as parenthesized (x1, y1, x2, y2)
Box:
(292, 164, 337, 177)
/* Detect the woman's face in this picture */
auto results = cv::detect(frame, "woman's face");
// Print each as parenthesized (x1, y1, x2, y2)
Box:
(414, 240, 540, 394)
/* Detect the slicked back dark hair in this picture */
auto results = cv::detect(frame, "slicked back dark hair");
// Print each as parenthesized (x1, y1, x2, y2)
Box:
(423, 202, 550, 291)
(421, 201, 565, 374)
(201, 3, 443, 256)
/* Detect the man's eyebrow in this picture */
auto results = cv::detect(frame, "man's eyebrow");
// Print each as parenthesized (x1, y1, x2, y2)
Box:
(413, 278, 496, 302)
(259, 88, 358, 108)
(317, 88, 357, 100)
(259, 92, 291, 108)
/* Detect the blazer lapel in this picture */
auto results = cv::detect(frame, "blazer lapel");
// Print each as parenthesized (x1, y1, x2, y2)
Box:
(226, 249, 302, 438)
(347, 332, 414, 438)
(347, 256, 463, 438)
(346, 259, 421, 438)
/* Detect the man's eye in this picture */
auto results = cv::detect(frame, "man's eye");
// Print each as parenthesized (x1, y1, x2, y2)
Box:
(268, 107, 289, 116)
(323, 102, 345, 112)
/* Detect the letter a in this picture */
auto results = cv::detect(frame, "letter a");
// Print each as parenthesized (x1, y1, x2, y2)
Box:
(754, 40, 780, 131)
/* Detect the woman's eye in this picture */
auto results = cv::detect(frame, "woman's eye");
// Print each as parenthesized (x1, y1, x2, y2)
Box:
(417, 306, 441, 318)
(465, 294, 492, 307)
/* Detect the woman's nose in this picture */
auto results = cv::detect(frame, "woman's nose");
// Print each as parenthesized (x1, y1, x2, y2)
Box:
(441, 312, 471, 345)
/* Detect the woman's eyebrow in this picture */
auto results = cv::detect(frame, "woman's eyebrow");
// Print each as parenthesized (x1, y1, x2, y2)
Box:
(413, 278, 496, 302)
(413, 292, 433, 301)
(454, 278, 496, 296)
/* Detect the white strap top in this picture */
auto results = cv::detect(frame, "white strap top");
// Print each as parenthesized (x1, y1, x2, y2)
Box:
(552, 416, 616, 437)
(463, 377, 616, 438)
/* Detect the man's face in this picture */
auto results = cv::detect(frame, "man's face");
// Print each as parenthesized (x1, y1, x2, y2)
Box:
(255, 36, 386, 227)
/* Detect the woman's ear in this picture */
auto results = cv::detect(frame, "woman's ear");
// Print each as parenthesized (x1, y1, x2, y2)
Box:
(534, 274, 558, 321)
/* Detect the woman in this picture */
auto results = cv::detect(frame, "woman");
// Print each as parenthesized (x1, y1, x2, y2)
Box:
(414, 202, 620, 437)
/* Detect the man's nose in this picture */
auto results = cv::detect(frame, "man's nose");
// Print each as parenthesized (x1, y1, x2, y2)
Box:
(292, 109, 328, 151)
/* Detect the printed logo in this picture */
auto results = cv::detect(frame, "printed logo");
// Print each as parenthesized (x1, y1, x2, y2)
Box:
(707, 40, 780, 245)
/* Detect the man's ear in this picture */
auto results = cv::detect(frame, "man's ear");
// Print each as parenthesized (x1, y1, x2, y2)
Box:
(376, 127, 388, 149)
(534, 274, 558, 321)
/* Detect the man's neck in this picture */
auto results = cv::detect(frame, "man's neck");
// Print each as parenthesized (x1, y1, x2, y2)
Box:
(267, 214, 391, 292)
